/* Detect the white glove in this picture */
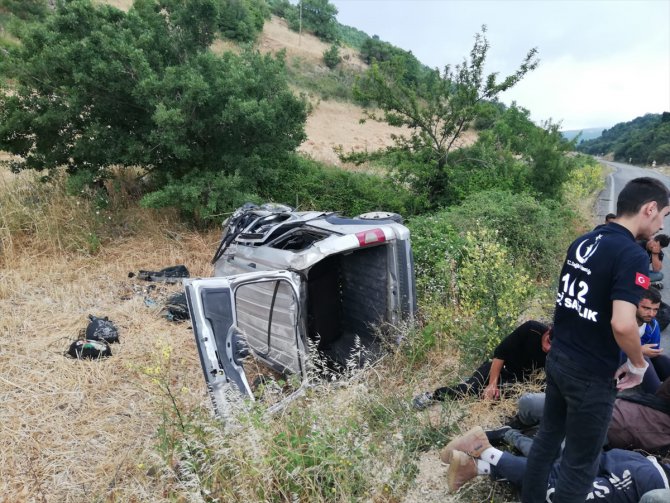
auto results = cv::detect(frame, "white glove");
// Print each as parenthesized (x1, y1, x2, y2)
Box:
(614, 359, 649, 390)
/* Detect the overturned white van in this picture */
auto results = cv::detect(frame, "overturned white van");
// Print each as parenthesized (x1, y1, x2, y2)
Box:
(184, 203, 416, 417)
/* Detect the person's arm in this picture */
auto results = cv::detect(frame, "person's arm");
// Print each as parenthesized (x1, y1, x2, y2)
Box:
(649, 241, 663, 271)
(483, 358, 504, 400)
(612, 300, 648, 389)
(650, 252, 663, 272)
(642, 320, 663, 357)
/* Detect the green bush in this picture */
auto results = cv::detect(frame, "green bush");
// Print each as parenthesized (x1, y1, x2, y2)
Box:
(141, 154, 421, 225)
(286, 56, 357, 101)
(323, 43, 341, 69)
(445, 133, 530, 204)
(219, 0, 269, 42)
(453, 227, 535, 364)
(562, 155, 604, 207)
(445, 189, 577, 279)
(407, 212, 538, 366)
(337, 24, 368, 50)
(261, 155, 422, 217)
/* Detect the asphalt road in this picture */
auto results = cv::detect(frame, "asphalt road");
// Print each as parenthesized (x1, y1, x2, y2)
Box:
(595, 160, 670, 348)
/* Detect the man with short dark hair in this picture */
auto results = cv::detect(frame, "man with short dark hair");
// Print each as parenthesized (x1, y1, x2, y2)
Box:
(412, 321, 551, 408)
(636, 287, 670, 393)
(639, 233, 670, 286)
(522, 177, 670, 503)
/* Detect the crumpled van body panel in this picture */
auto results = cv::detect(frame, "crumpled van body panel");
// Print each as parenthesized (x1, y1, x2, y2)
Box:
(184, 204, 416, 417)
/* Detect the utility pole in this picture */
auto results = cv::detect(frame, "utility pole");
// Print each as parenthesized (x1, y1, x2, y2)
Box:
(299, 0, 302, 46)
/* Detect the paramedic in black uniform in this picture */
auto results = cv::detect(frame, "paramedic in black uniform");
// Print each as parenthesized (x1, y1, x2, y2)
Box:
(522, 177, 670, 503)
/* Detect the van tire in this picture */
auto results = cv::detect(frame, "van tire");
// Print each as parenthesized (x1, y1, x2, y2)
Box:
(355, 211, 403, 223)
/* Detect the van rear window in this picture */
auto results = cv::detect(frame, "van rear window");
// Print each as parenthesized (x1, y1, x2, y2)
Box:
(269, 229, 329, 250)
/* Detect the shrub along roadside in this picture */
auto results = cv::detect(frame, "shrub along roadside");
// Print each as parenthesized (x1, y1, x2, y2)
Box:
(141, 154, 419, 224)
(261, 155, 422, 216)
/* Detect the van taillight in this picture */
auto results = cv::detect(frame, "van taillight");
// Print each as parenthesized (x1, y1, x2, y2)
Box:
(356, 229, 386, 246)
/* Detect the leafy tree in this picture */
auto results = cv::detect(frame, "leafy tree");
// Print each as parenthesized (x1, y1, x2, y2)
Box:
(353, 26, 539, 207)
(323, 43, 340, 69)
(219, 0, 269, 42)
(525, 121, 577, 199)
(359, 35, 394, 64)
(0, 0, 49, 23)
(485, 105, 576, 200)
(337, 23, 368, 50)
(0, 0, 307, 220)
(287, 0, 338, 42)
(266, 0, 294, 19)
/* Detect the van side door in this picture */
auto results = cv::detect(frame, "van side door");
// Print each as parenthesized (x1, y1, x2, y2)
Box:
(184, 271, 303, 417)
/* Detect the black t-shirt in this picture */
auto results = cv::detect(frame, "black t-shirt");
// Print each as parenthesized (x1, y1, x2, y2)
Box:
(493, 320, 549, 378)
(553, 222, 649, 377)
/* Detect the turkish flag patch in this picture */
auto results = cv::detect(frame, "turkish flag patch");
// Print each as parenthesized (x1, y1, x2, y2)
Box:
(636, 272, 651, 289)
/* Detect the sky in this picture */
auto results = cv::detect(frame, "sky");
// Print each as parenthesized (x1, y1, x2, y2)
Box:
(330, 0, 670, 131)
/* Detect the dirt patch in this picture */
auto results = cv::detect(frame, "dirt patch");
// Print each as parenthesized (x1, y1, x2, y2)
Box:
(96, 0, 131, 10)
(259, 15, 367, 74)
(298, 98, 477, 168)
(298, 99, 407, 167)
(402, 450, 454, 503)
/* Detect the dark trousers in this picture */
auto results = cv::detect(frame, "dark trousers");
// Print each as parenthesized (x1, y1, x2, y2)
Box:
(641, 354, 670, 393)
(494, 449, 664, 502)
(521, 348, 617, 503)
(432, 360, 519, 400)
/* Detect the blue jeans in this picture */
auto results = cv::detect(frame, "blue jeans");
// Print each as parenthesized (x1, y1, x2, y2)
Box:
(521, 347, 617, 503)
(640, 489, 670, 502)
(518, 392, 546, 426)
(649, 271, 663, 282)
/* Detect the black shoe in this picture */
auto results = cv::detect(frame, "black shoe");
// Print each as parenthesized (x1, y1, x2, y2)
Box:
(504, 414, 526, 430)
(412, 391, 435, 410)
(484, 426, 512, 445)
(652, 282, 664, 290)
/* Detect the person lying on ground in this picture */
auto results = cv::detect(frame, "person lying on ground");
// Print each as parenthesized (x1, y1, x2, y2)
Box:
(504, 376, 670, 455)
(412, 320, 551, 409)
(441, 425, 670, 500)
(640, 488, 670, 502)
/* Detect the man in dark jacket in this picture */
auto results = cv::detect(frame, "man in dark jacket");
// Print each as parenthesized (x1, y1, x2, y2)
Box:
(413, 320, 551, 409)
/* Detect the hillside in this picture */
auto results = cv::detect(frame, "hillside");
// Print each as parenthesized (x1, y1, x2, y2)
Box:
(95, 1, 449, 167)
(561, 127, 605, 143)
(577, 112, 670, 165)
(258, 16, 419, 166)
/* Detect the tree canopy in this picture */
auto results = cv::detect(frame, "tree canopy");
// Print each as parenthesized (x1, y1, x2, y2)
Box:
(577, 112, 670, 165)
(0, 0, 307, 218)
(352, 26, 539, 206)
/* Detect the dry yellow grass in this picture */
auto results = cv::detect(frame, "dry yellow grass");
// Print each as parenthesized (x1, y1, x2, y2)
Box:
(0, 168, 222, 502)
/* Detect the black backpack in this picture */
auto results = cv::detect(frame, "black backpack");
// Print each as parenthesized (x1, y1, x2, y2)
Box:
(657, 301, 670, 331)
(85, 315, 120, 343)
(67, 339, 112, 359)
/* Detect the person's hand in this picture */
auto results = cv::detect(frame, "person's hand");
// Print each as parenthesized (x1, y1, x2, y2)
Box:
(615, 359, 649, 390)
(483, 383, 500, 400)
(648, 240, 662, 254)
(642, 343, 663, 358)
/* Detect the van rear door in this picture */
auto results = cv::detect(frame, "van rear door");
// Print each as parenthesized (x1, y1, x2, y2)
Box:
(184, 271, 303, 417)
